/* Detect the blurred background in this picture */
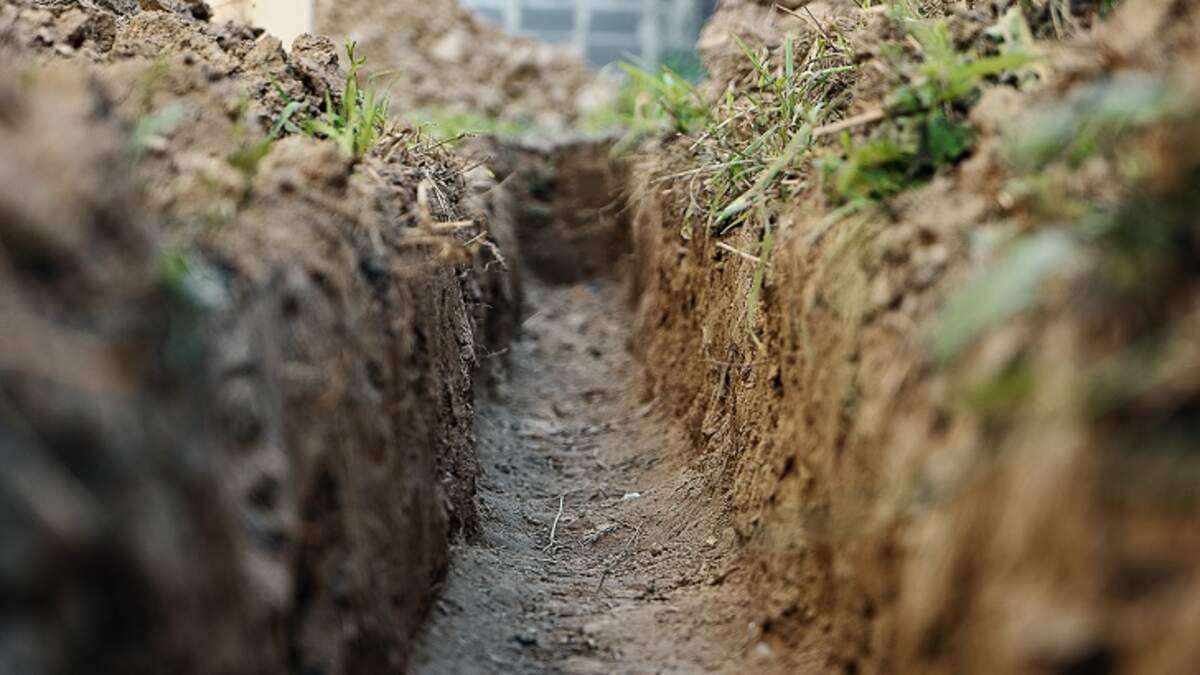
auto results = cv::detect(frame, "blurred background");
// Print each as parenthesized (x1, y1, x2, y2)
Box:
(461, 0, 716, 68)
(214, 0, 716, 70)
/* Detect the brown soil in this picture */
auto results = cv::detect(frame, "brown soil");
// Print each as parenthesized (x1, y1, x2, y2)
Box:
(315, 0, 610, 129)
(411, 273, 767, 674)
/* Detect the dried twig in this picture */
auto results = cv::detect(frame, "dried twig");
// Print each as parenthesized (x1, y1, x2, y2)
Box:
(812, 108, 886, 138)
(543, 495, 565, 552)
(774, 3, 833, 47)
(716, 241, 771, 268)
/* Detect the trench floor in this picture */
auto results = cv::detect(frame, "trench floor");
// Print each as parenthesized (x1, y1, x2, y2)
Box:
(409, 275, 768, 673)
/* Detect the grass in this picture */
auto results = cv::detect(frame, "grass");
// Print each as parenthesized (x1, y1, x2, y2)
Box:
(667, 3, 1034, 345)
(821, 17, 1034, 203)
(127, 59, 187, 155)
(689, 29, 855, 341)
(594, 61, 709, 155)
(128, 102, 187, 155)
(227, 99, 301, 189)
(304, 40, 389, 157)
(1011, 73, 1175, 169)
(702, 31, 852, 233)
(931, 230, 1076, 362)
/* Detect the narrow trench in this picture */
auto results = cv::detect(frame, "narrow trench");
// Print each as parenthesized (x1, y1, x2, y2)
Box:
(410, 198, 757, 673)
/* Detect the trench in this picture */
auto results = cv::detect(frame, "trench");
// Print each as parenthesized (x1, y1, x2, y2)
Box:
(408, 146, 759, 674)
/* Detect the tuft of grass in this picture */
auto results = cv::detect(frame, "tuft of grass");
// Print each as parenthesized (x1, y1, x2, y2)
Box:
(702, 32, 853, 234)
(227, 99, 301, 188)
(304, 41, 389, 157)
(599, 62, 709, 155)
(823, 17, 1034, 203)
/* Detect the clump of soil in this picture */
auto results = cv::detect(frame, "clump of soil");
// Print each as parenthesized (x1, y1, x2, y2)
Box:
(630, 0, 1200, 673)
(315, 0, 612, 130)
(0, 1, 519, 673)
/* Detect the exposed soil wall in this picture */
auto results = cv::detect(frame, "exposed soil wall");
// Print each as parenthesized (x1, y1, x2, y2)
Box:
(0, 2, 518, 673)
(630, 1, 1200, 673)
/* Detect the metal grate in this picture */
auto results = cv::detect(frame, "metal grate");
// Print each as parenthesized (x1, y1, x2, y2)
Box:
(461, 0, 707, 68)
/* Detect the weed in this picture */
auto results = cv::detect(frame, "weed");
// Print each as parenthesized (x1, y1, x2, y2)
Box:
(823, 17, 1034, 203)
(127, 60, 187, 155)
(601, 62, 709, 155)
(226, 99, 301, 187)
(934, 89, 1198, 363)
(304, 41, 389, 157)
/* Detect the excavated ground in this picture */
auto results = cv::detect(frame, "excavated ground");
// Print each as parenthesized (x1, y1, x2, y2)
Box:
(411, 272, 795, 674)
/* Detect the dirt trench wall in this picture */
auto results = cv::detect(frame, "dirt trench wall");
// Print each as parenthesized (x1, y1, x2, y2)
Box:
(0, 2, 519, 674)
(630, 1, 1200, 673)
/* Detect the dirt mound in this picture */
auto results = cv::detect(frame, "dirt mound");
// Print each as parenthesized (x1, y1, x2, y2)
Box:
(0, 2, 519, 673)
(629, 0, 1200, 672)
(315, 0, 611, 130)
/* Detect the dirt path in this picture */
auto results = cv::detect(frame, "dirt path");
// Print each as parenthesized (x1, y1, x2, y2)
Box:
(410, 275, 770, 674)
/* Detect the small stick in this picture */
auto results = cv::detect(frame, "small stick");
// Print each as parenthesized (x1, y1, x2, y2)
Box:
(543, 495, 565, 552)
(716, 241, 771, 268)
(812, 108, 886, 138)
(774, 4, 834, 48)
(428, 220, 476, 233)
